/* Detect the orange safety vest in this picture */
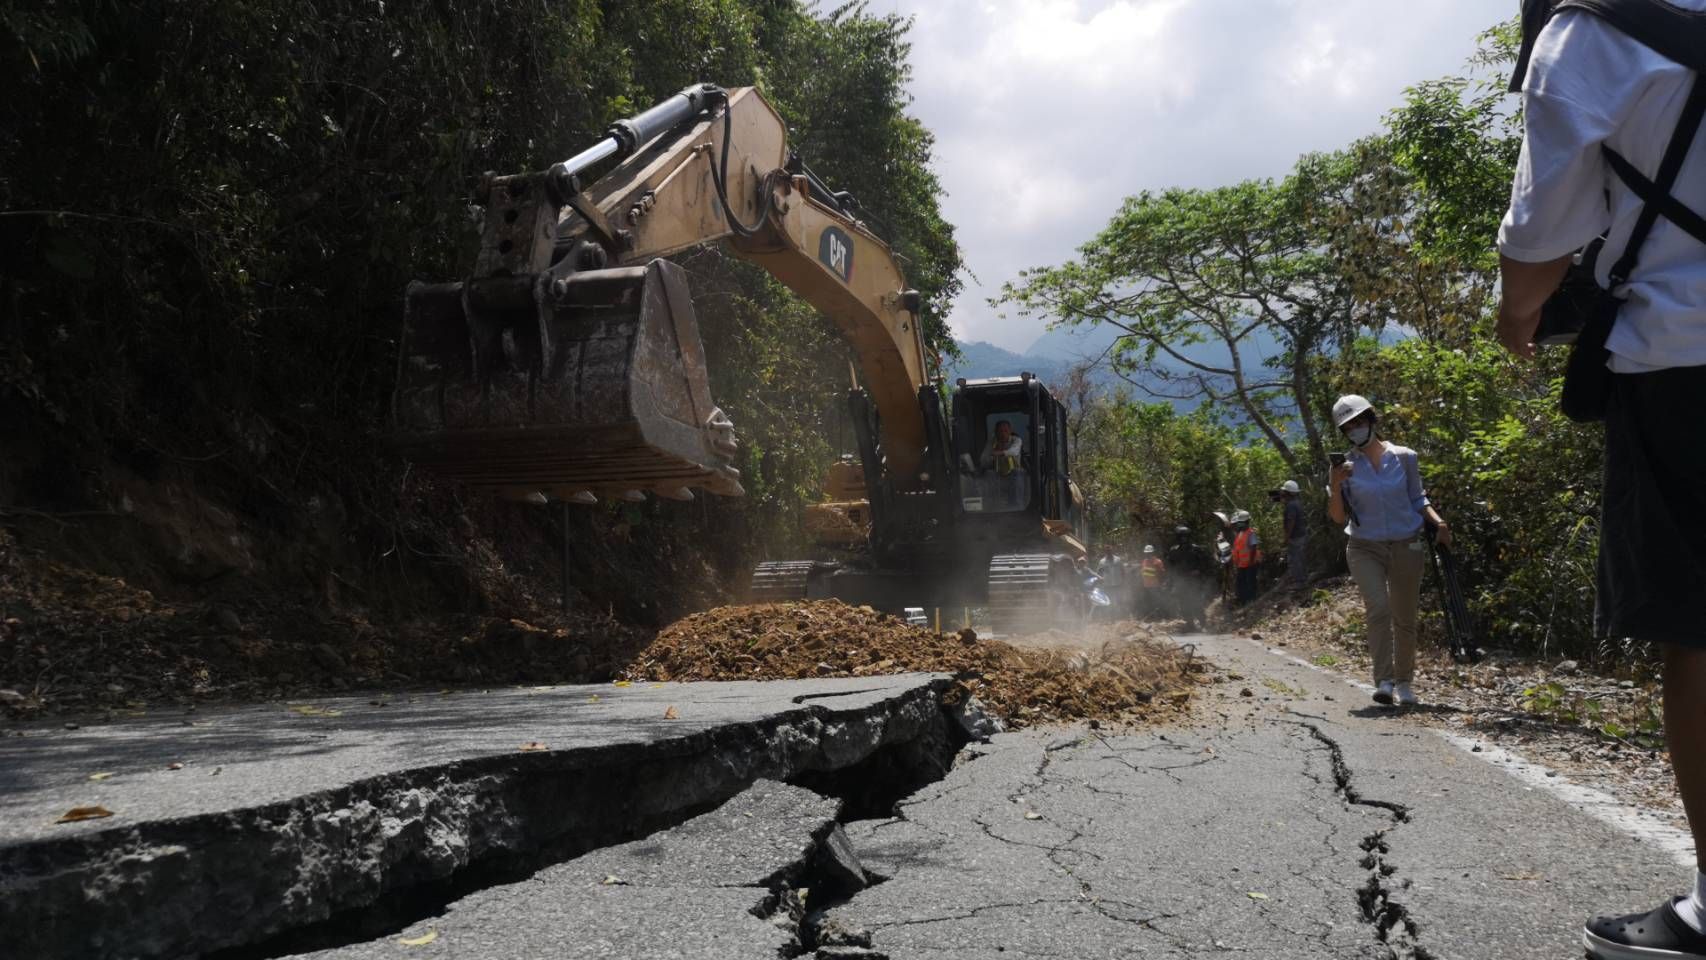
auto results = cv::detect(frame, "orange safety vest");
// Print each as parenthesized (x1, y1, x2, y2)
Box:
(1140, 557, 1164, 587)
(1233, 529, 1262, 569)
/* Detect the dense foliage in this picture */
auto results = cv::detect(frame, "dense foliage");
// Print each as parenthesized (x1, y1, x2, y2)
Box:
(0, 1, 961, 620)
(1011, 23, 1618, 661)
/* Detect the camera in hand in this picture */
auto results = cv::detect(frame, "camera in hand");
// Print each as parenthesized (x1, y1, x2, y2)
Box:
(1534, 237, 1609, 346)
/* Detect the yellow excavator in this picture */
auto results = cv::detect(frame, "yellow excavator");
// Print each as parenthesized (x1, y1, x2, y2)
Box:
(392, 85, 1088, 627)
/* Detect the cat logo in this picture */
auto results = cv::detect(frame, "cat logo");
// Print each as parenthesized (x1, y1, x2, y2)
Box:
(818, 226, 854, 283)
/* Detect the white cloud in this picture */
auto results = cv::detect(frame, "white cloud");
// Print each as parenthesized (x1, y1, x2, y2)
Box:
(882, 0, 1502, 350)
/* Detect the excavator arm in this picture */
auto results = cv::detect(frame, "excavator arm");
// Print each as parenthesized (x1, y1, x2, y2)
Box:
(392, 85, 934, 502)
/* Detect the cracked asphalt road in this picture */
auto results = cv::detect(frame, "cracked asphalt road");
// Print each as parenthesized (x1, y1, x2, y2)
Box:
(824, 633, 1682, 959)
(7, 638, 1685, 959)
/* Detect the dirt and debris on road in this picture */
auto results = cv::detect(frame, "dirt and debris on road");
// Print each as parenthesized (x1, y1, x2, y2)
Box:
(1236, 577, 1682, 828)
(623, 601, 1200, 728)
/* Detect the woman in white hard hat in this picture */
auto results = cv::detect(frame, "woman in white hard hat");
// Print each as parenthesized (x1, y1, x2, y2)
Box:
(1326, 394, 1452, 707)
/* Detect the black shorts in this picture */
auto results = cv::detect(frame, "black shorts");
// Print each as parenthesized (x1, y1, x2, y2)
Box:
(1601, 365, 1706, 646)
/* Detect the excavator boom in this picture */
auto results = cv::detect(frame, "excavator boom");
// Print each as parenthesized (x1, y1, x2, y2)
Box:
(392, 85, 930, 502)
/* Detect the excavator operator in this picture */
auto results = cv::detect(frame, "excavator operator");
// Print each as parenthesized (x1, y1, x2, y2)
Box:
(979, 420, 1025, 507)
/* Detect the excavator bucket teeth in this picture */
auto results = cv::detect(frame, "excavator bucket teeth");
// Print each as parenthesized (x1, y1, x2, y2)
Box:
(392, 259, 743, 499)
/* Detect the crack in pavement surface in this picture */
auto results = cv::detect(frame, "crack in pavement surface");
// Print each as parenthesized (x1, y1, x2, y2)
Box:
(822, 633, 1683, 959)
(0, 675, 951, 960)
(290, 780, 866, 960)
(822, 726, 1383, 958)
(1291, 720, 1422, 959)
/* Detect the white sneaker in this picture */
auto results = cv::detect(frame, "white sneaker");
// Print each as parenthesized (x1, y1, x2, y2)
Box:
(1396, 682, 1418, 707)
(1372, 680, 1394, 706)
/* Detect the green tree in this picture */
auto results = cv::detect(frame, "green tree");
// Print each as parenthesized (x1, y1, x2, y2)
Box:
(996, 159, 1381, 481)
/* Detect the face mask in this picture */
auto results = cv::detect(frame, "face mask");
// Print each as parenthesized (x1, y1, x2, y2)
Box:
(1345, 424, 1374, 447)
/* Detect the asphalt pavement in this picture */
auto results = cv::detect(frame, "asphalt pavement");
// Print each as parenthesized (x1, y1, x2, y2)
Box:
(822, 633, 1683, 959)
(0, 674, 950, 959)
(3, 633, 1690, 959)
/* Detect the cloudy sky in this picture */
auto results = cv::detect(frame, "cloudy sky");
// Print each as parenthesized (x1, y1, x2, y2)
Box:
(882, 0, 1504, 351)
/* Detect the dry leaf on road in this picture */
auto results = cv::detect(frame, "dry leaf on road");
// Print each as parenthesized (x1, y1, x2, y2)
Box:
(663, 705, 679, 720)
(1247, 891, 1269, 901)
(56, 805, 114, 823)
(1023, 810, 1043, 820)
(518, 741, 549, 752)
(396, 931, 438, 946)
(88, 772, 114, 781)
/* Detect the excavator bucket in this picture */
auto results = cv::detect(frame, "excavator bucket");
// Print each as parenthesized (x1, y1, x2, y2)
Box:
(391, 259, 743, 501)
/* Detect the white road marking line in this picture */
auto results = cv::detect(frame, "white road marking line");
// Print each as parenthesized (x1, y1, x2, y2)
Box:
(1237, 635, 1695, 867)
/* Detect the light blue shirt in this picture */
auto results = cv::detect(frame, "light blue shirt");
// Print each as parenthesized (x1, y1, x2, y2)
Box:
(1341, 444, 1429, 542)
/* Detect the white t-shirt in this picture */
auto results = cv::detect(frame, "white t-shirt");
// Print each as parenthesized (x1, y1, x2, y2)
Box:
(1498, 3, 1706, 373)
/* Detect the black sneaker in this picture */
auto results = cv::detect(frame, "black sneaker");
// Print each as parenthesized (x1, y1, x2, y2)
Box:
(1586, 897, 1706, 959)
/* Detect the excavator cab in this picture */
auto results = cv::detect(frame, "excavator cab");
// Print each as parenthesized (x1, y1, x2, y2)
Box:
(949, 374, 1076, 527)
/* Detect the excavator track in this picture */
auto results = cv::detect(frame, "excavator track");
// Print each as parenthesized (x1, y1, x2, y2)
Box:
(986, 553, 1055, 636)
(748, 561, 815, 603)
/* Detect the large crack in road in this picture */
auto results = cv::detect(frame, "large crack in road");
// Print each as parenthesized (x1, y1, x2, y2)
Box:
(0, 675, 958, 960)
(1293, 719, 1428, 960)
(818, 718, 1385, 959)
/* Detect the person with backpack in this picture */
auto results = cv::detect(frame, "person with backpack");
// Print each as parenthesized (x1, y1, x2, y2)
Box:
(1499, 2, 1706, 956)
(1325, 394, 1451, 709)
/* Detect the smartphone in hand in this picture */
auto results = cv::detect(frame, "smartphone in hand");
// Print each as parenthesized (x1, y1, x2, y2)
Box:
(1328, 452, 1347, 468)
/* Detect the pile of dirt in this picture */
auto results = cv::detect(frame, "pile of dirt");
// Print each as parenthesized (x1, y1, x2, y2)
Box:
(0, 527, 653, 719)
(623, 601, 1200, 728)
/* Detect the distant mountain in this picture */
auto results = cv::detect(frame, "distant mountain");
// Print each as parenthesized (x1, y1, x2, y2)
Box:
(1022, 323, 1123, 364)
(944, 339, 1081, 391)
(944, 323, 1203, 412)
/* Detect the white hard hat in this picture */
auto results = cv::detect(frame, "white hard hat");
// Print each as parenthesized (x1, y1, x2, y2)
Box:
(1332, 394, 1375, 428)
(1144, 544, 1155, 554)
(1231, 510, 1251, 524)
(1278, 480, 1300, 495)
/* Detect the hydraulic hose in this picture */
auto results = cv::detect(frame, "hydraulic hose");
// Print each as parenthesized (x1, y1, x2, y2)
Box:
(709, 100, 779, 238)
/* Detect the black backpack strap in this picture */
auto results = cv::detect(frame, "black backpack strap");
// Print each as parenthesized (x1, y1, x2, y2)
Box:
(1603, 75, 1706, 283)
(1556, 0, 1706, 72)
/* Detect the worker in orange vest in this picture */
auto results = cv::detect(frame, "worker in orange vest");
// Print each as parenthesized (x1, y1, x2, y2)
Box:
(1138, 544, 1165, 618)
(1230, 510, 1262, 607)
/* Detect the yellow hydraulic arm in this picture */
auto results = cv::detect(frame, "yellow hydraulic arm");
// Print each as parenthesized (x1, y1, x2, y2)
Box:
(392, 84, 933, 501)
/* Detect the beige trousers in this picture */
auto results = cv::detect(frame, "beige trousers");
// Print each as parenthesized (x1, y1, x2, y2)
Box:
(1345, 536, 1427, 685)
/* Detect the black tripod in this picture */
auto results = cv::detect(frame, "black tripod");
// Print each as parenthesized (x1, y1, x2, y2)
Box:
(1424, 520, 1485, 664)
